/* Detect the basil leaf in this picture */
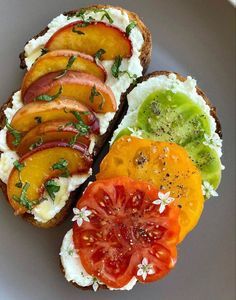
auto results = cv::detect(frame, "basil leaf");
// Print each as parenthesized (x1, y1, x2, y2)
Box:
(13, 160, 25, 172)
(35, 86, 62, 101)
(76, 8, 86, 19)
(126, 21, 137, 36)
(40, 48, 48, 56)
(69, 133, 80, 147)
(34, 116, 42, 124)
(5, 119, 22, 146)
(111, 56, 122, 78)
(94, 9, 113, 24)
(52, 159, 70, 178)
(15, 182, 23, 188)
(44, 180, 60, 201)
(52, 159, 68, 170)
(13, 182, 38, 210)
(71, 111, 90, 135)
(55, 55, 77, 79)
(89, 85, 100, 103)
(72, 26, 85, 35)
(29, 137, 43, 151)
(94, 48, 106, 60)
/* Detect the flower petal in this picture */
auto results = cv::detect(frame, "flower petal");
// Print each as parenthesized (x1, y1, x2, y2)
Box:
(73, 207, 80, 215)
(137, 269, 144, 277)
(142, 257, 148, 265)
(153, 199, 162, 205)
(142, 272, 147, 280)
(159, 204, 165, 214)
(77, 218, 83, 227)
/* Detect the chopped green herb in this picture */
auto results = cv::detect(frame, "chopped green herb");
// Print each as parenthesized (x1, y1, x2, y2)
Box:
(71, 111, 90, 135)
(98, 98, 105, 110)
(5, 119, 22, 146)
(111, 56, 122, 78)
(119, 71, 138, 84)
(52, 158, 70, 177)
(13, 160, 25, 172)
(55, 55, 77, 79)
(126, 21, 137, 36)
(94, 48, 106, 60)
(93, 9, 113, 24)
(111, 56, 137, 83)
(34, 116, 42, 124)
(69, 133, 80, 147)
(35, 86, 62, 101)
(89, 85, 100, 103)
(15, 182, 23, 188)
(29, 137, 43, 150)
(44, 180, 60, 201)
(52, 158, 68, 170)
(72, 26, 85, 35)
(13, 182, 38, 210)
(75, 8, 87, 19)
(40, 48, 48, 56)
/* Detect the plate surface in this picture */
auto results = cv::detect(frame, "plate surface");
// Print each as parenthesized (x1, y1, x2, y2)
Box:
(0, 1, 235, 299)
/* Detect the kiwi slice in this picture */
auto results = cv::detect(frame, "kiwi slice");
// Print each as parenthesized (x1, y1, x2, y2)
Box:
(137, 90, 212, 146)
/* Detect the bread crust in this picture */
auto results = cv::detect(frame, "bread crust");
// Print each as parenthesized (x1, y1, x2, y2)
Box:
(0, 5, 151, 228)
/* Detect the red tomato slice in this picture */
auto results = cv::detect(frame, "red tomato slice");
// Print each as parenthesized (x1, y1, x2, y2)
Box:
(73, 177, 180, 289)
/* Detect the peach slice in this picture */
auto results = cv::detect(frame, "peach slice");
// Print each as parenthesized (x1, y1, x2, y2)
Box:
(21, 50, 106, 97)
(23, 71, 116, 113)
(9, 121, 91, 156)
(7, 98, 99, 134)
(7, 142, 92, 215)
(45, 21, 132, 60)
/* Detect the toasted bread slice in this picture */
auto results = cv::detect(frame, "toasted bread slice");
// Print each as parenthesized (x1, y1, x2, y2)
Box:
(0, 5, 152, 228)
(59, 70, 222, 290)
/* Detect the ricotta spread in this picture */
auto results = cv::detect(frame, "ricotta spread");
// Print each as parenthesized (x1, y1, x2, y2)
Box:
(60, 229, 137, 291)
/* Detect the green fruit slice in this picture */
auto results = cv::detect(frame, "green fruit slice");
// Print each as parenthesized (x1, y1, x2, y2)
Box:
(137, 90, 212, 146)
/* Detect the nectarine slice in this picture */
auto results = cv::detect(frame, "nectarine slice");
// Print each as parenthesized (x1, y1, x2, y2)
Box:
(7, 98, 99, 135)
(45, 21, 132, 60)
(23, 71, 116, 113)
(21, 50, 106, 96)
(7, 142, 92, 214)
(9, 121, 91, 156)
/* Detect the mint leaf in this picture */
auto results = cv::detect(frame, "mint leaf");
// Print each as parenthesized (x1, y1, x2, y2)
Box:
(6, 119, 22, 146)
(29, 137, 43, 151)
(111, 56, 122, 78)
(126, 21, 136, 36)
(94, 48, 106, 60)
(35, 86, 63, 101)
(44, 180, 60, 201)
(13, 160, 25, 172)
(52, 158, 70, 177)
(55, 55, 77, 79)
(13, 182, 38, 210)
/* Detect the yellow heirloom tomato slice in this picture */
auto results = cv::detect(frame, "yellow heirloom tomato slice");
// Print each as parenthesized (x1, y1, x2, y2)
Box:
(97, 136, 204, 242)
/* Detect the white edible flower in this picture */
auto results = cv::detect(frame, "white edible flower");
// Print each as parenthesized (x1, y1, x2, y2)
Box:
(202, 181, 218, 199)
(92, 277, 99, 292)
(127, 127, 143, 138)
(153, 191, 174, 213)
(137, 258, 155, 280)
(72, 207, 92, 226)
(203, 133, 223, 157)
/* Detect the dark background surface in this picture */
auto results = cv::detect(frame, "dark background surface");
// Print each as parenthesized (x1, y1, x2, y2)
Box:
(0, 0, 235, 299)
